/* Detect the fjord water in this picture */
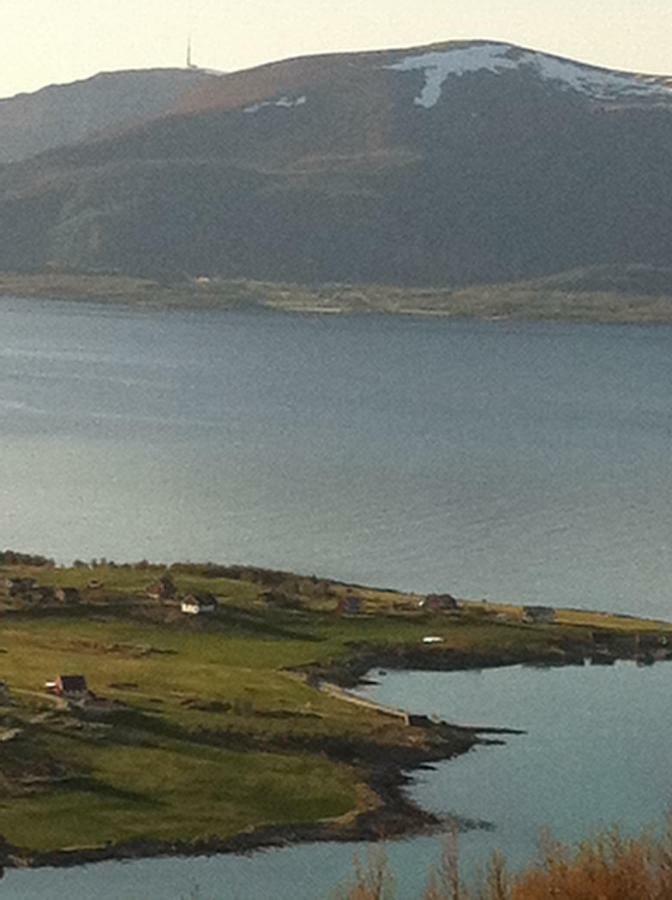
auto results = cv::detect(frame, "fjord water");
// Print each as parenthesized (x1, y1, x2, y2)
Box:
(2, 298, 672, 897)
(4, 661, 672, 899)
(1, 297, 671, 617)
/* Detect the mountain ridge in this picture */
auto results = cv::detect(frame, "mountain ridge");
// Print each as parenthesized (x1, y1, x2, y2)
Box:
(1, 39, 672, 286)
(0, 68, 224, 164)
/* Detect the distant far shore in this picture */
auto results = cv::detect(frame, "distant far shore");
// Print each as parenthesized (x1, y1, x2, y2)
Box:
(2, 265, 672, 324)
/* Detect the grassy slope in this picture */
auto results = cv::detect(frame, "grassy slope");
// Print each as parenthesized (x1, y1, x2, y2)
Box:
(0, 561, 669, 857)
(1, 265, 672, 323)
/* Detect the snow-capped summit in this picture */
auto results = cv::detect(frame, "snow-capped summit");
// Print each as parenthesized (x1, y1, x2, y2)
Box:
(2, 38, 672, 286)
(384, 42, 672, 108)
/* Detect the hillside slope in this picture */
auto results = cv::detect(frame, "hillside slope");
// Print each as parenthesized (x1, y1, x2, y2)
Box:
(0, 68, 223, 164)
(1, 41, 672, 285)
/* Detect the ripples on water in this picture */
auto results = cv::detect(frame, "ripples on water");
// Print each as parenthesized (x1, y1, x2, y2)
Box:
(1, 297, 671, 618)
(2, 299, 672, 895)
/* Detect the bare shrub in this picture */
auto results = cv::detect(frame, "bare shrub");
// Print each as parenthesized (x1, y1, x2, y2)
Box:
(336, 814, 672, 900)
(332, 847, 396, 900)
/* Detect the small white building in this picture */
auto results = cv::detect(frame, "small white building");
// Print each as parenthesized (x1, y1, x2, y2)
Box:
(181, 594, 218, 615)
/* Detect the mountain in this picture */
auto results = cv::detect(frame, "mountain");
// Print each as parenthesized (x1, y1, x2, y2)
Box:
(1, 40, 672, 285)
(0, 68, 223, 164)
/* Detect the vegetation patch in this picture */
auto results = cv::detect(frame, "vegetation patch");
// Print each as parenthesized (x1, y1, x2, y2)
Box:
(0, 556, 669, 867)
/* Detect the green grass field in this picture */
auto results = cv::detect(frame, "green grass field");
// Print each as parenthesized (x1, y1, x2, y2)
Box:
(0, 560, 669, 859)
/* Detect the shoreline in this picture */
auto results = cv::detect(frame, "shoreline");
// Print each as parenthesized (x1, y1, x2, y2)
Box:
(3, 271, 672, 326)
(2, 556, 671, 874)
(2, 639, 662, 874)
(1, 720, 485, 872)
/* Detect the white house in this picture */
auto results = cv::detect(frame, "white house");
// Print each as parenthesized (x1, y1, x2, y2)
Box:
(181, 594, 218, 615)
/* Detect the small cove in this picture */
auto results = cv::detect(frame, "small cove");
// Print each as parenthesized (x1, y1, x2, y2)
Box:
(4, 660, 672, 899)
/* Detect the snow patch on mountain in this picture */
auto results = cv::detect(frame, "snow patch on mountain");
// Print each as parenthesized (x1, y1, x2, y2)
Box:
(243, 95, 307, 114)
(385, 43, 672, 108)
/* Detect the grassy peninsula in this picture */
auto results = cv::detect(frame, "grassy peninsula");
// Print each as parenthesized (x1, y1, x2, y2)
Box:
(2, 264, 672, 323)
(0, 555, 670, 869)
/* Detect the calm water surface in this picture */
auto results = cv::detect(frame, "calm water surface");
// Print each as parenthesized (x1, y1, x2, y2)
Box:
(4, 662, 671, 899)
(2, 298, 672, 897)
(1, 297, 671, 617)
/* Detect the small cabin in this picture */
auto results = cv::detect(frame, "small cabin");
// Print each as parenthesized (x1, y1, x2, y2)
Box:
(408, 713, 433, 728)
(54, 675, 89, 700)
(522, 606, 556, 625)
(181, 594, 218, 615)
(420, 593, 459, 612)
(5, 577, 38, 597)
(338, 595, 363, 616)
(55, 587, 81, 604)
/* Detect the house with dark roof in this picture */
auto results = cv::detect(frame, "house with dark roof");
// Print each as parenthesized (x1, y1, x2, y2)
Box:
(54, 675, 90, 700)
(338, 595, 363, 616)
(420, 593, 460, 612)
(55, 587, 81, 604)
(522, 606, 556, 625)
(5, 577, 38, 597)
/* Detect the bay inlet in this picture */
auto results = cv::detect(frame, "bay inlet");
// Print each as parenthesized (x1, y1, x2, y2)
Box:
(2, 660, 671, 898)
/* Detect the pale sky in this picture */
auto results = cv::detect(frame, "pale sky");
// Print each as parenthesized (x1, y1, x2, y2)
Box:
(2, 0, 672, 99)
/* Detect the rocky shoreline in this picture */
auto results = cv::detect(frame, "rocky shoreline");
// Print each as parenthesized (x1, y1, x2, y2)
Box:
(1, 718, 494, 872)
(3, 629, 666, 873)
(300, 631, 670, 690)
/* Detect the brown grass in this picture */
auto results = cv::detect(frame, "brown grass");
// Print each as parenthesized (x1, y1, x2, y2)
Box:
(337, 818, 672, 899)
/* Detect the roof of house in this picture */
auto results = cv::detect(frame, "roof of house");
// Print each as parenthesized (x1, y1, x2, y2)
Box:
(58, 675, 88, 693)
(424, 593, 459, 607)
(6, 577, 37, 589)
(523, 606, 556, 620)
(339, 596, 362, 611)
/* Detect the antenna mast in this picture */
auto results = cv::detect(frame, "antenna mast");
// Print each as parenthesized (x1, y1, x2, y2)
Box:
(185, 0, 198, 69)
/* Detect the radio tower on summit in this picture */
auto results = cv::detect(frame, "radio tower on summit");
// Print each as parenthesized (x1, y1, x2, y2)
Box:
(186, 34, 198, 69)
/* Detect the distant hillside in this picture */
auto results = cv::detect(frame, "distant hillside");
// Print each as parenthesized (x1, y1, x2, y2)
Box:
(1, 41, 672, 285)
(0, 68, 222, 164)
